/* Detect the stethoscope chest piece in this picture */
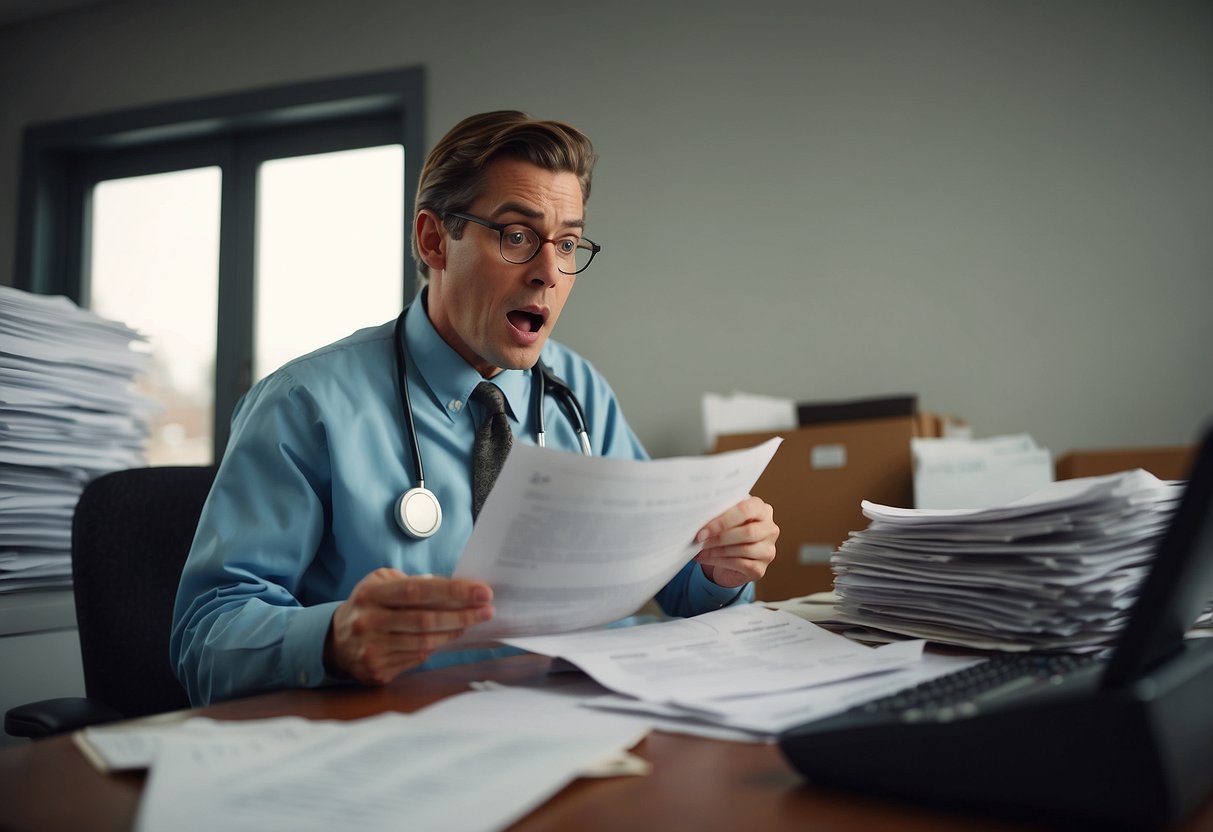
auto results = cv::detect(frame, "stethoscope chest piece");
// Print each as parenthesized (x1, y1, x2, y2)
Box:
(396, 486, 442, 538)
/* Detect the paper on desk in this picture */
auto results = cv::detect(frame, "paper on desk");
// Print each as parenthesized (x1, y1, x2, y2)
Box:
(586, 650, 985, 737)
(411, 682, 656, 775)
(134, 711, 647, 832)
(504, 605, 924, 705)
(81, 692, 651, 777)
(451, 437, 782, 645)
(464, 677, 772, 744)
(76, 715, 340, 773)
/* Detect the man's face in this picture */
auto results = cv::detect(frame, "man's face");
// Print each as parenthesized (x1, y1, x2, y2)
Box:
(425, 158, 585, 378)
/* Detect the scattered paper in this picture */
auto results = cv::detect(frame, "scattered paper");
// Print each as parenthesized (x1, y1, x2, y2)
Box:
(585, 650, 985, 737)
(504, 605, 924, 705)
(132, 711, 646, 832)
(77, 715, 331, 773)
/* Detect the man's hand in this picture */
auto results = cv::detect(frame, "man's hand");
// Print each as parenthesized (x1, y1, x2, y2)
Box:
(693, 495, 779, 588)
(324, 568, 494, 686)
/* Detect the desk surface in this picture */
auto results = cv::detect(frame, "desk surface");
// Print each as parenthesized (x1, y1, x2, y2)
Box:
(3, 653, 1212, 832)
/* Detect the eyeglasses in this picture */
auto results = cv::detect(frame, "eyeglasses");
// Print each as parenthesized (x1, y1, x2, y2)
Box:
(448, 212, 600, 275)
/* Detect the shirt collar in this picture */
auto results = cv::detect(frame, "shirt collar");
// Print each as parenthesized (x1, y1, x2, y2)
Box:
(403, 289, 532, 423)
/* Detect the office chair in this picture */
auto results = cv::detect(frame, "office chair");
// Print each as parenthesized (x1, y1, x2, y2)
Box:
(4, 465, 217, 739)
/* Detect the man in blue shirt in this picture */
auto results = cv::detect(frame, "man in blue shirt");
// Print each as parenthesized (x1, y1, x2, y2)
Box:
(171, 111, 780, 705)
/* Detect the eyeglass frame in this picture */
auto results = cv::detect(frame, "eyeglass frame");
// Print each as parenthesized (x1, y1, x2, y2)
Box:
(446, 211, 601, 275)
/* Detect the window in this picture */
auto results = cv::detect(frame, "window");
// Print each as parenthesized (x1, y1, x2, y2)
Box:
(15, 68, 424, 461)
(89, 167, 221, 464)
(254, 145, 404, 381)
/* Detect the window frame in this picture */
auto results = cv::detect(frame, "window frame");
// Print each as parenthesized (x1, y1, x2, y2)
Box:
(13, 67, 425, 457)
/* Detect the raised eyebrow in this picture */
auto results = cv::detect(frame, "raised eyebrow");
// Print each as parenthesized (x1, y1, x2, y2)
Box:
(494, 201, 586, 231)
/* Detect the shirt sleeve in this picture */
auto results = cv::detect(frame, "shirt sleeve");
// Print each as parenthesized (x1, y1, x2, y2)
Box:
(170, 371, 339, 706)
(655, 561, 755, 617)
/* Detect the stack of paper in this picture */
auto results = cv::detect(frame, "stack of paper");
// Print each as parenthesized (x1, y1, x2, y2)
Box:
(831, 469, 1184, 651)
(0, 285, 156, 592)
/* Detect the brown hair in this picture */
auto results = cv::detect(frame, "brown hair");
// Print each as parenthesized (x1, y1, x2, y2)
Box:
(412, 111, 597, 281)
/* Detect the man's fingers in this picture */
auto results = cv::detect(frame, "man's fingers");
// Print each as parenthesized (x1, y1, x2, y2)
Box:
(696, 495, 770, 543)
(329, 572, 500, 684)
(700, 518, 769, 551)
(361, 574, 493, 610)
(381, 604, 494, 636)
(693, 495, 779, 589)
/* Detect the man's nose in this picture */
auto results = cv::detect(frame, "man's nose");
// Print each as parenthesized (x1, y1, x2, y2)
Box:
(527, 241, 562, 288)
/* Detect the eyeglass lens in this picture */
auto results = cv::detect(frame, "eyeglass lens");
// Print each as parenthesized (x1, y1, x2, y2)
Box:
(499, 225, 594, 274)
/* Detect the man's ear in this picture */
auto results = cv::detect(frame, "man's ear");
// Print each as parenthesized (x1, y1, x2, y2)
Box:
(415, 210, 447, 272)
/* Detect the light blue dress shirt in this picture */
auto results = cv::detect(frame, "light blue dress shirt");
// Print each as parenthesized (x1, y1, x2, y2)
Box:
(171, 297, 751, 705)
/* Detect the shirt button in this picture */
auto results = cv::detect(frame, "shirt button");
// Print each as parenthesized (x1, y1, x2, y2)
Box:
(448, 399, 463, 412)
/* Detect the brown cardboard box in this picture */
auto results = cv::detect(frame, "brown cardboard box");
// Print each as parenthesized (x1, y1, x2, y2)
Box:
(713, 414, 916, 601)
(1055, 446, 1196, 481)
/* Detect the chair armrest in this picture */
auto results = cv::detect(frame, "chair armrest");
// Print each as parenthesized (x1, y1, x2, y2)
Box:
(5, 697, 124, 739)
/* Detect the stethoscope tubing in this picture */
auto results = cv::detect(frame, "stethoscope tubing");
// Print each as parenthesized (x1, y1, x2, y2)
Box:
(391, 308, 591, 537)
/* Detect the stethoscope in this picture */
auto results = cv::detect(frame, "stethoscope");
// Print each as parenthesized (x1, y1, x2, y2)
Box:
(392, 307, 593, 539)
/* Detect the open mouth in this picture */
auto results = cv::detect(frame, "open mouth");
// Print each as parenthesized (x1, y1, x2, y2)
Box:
(507, 309, 545, 333)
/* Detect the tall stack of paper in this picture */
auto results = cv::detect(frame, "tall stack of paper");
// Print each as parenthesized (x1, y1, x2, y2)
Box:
(831, 469, 1184, 652)
(0, 285, 156, 592)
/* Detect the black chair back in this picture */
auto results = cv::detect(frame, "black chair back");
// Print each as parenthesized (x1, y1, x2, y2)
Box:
(71, 466, 216, 719)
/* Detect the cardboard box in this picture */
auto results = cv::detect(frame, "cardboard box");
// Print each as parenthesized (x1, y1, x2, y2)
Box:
(1055, 446, 1196, 482)
(713, 411, 916, 602)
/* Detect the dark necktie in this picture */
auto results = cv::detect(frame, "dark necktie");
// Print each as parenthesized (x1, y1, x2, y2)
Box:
(470, 381, 514, 518)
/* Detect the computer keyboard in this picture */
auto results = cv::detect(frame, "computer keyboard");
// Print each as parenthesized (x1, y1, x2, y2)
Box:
(807, 652, 1106, 731)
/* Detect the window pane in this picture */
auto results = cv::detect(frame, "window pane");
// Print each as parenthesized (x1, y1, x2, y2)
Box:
(255, 145, 403, 379)
(90, 167, 221, 466)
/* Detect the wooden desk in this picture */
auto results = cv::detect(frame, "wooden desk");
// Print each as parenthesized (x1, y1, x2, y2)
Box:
(2, 653, 1212, 832)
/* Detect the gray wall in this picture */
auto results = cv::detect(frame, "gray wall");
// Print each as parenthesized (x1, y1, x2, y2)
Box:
(2, 0, 1210, 460)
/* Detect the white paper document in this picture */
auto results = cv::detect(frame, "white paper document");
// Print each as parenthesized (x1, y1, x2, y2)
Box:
(585, 650, 985, 737)
(504, 605, 924, 705)
(409, 682, 657, 773)
(451, 437, 782, 644)
(76, 715, 335, 773)
(134, 711, 648, 832)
